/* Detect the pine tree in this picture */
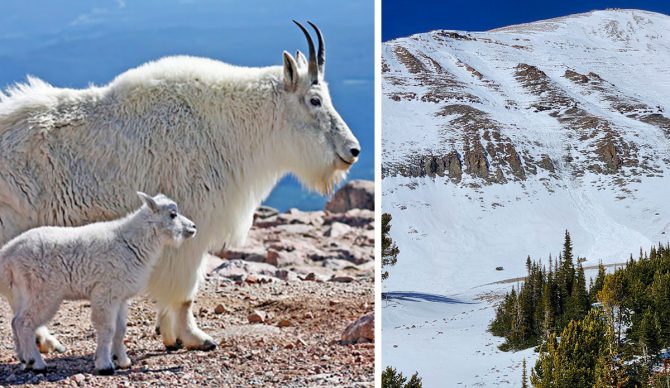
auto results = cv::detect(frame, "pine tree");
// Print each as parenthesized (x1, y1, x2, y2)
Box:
(563, 230, 573, 263)
(542, 282, 555, 339)
(405, 373, 423, 388)
(556, 231, 575, 326)
(637, 308, 661, 363)
(521, 358, 528, 388)
(532, 310, 607, 387)
(382, 213, 400, 281)
(565, 263, 590, 323)
(382, 366, 423, 388)
(589, 261, 606, 304)
(490, 289, 516, 338)
(651, 272, 670, 346)
(598, 271, 628, 344)
(594, 323, 628, 387)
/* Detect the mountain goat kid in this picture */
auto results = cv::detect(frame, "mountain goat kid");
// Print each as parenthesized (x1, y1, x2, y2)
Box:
(0, 193, 196, 374)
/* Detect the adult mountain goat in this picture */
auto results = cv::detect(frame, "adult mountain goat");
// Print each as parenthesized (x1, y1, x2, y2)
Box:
(0, 21, 360, 352)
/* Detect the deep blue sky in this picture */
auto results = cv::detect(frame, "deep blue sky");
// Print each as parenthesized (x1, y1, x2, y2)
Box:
(0, 0, 373, 211)
(383, 0, 670, 41)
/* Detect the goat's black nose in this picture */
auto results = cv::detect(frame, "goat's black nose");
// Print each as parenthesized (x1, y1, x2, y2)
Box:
(350, 148, 360, 157)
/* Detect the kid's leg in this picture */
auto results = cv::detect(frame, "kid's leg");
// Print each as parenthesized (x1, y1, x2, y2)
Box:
(112, 301, 131, 369)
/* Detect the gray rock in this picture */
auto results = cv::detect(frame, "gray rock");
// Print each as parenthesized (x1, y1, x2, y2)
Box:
(324, 222, 352, 238)
(266, 249, 307, 267)
(277, 209, 325, 226)
(325, 180, 374, 213)
(212, 259, 278, 280)
(325, 209, 374, 228)
(329, 276, 355, 283)
(341, 313, 374, 344)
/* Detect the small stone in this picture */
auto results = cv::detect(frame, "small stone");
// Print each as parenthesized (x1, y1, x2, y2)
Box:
(324, 222, 352, 238)
(329, 276, 355, 283)
(245, 275, 259, 284)
(303, 272, 316, 281)
(295, 338, 307, 348)
(284, 343, 294, 349)
(275, 269, 299, 281)
(329, 299, 340, 306)
(214, 304, 226, 314)
(73, 374, 86, 383)
(248, 310, 267, 324)
(277, 319, 291, 328)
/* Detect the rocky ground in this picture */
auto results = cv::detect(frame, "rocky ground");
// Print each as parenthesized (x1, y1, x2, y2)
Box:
(0, 181, 375, 387)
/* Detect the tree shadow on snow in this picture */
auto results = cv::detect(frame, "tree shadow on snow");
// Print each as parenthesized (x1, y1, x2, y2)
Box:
(382, 291, 475, 304)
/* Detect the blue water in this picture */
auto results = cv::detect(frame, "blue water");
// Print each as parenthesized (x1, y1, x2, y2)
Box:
(0, 0, 374, 211)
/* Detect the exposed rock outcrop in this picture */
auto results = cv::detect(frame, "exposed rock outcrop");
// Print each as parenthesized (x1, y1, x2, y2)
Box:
(325, 180, 374, 213)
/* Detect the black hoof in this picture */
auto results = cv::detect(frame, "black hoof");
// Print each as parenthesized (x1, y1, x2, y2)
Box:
(165, 339, 183, 352)
(96, 367, 115, 376)
(155, 326, 161, 336)
(32, 367, 48, 374)
(200, 339, 217, 351)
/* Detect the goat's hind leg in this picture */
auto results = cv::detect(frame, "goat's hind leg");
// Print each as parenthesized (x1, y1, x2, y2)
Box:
(35, 326, 66, 354)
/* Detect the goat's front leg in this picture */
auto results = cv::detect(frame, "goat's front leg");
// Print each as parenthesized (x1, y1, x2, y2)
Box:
(11, 290, 59, 372)
(12, 313, 47, 372)
(91, 299, 119, 375)
(112, 301, 131, 369)
(174, 300, 216, 351)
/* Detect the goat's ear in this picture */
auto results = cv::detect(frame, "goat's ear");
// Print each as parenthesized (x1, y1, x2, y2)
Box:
(295, 50, 308, 69)
(137, 191, 159, 213)
(283, 51, 299, 92)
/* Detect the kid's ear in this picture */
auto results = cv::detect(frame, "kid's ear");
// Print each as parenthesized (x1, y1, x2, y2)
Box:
(283, 51, 299, 92)
(137, 191, 160, 213)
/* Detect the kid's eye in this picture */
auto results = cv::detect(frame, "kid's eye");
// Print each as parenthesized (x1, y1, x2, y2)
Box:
(310, 97, 321, 107)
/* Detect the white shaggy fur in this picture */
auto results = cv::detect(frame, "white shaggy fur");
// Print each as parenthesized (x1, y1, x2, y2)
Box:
(0, 25, 359, 351)
(0, 193, 196, 373)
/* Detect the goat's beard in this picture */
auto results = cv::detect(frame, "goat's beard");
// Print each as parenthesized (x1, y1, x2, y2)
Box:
(301, 162, 349, 196)
(168, 232, 185, 248)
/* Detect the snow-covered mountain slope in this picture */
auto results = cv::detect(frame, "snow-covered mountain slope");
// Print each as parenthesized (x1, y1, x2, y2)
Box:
(383, 9, 670, 292)
(382, 9, 670, 386)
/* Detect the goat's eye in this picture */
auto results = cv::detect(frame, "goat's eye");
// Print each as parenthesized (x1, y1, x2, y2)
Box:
(170, 211, 177, 219)
(309, 97, 321, 107)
